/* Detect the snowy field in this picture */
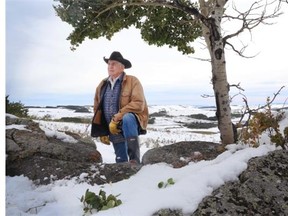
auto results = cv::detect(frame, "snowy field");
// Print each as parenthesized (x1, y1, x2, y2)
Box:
(26, 105, 241, 160)
(6, 104, 287, 216)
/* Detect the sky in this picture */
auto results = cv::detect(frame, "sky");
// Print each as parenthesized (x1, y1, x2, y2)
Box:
(5, 105, 287, 215)
(4, 0, 288, 107)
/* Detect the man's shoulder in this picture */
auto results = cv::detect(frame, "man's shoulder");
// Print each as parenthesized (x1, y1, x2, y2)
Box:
(124, 74, 139, 81)
(96, 78, 108, 89)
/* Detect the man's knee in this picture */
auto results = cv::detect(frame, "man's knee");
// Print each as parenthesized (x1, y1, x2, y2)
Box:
(122, 113, 136, 123)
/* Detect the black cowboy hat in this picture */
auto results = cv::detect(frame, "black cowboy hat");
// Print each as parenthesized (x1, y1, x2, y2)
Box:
(103, 51, 132, 69)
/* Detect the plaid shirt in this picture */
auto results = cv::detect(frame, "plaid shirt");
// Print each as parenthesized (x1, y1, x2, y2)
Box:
(103, 74, 125, 143)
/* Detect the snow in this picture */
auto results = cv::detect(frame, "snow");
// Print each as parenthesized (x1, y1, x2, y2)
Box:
(5, 105, 287, 216)
(6, 124, 32, 131)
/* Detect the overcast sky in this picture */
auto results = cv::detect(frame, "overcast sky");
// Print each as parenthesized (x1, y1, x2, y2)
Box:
(5, 0, 288, 106)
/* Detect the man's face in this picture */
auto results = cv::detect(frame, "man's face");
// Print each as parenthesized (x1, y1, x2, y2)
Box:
(107, 60, 124, 79)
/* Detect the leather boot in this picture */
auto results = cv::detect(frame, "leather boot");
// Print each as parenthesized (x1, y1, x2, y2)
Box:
(127, 136, 140, 164)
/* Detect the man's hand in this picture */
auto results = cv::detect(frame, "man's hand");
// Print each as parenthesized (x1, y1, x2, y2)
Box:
(109, 120, 121, 134)
(100, 136, 110, 145)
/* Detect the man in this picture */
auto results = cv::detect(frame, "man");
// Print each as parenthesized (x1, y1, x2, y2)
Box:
(91, 51, 148, 164)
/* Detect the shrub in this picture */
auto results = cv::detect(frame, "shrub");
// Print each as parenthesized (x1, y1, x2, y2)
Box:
(59, 117, 90, 123)
(6, 95, 28, 118)
(150, 110, 169, 117)
(184, 121, 217, 129)
(239, 97, 288, 149)
(81, 189, 122, 214)
(188, 113, 208, 120)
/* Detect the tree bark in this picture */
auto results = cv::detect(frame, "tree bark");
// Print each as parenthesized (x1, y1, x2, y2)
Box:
(200, 0, 234, 144)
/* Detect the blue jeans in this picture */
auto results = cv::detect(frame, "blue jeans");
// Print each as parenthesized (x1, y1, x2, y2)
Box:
(112, 113, 139, 163)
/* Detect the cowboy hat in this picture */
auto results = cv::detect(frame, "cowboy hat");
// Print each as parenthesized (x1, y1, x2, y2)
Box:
(103, 51, 132, 69)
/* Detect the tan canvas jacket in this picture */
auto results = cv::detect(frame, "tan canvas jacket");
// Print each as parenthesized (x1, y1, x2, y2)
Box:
(93, 73, 148, 135)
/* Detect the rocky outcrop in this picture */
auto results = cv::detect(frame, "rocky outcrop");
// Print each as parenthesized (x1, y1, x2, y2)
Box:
(152, 209, 183, 216)
(6, 115, 288, 216)
(6, 115, 103, 184)
(191, 149, 288, 216)
(142, 141, 220, 168)
(152, 149, 288, 216)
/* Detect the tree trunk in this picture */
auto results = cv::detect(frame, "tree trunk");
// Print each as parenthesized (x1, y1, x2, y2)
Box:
(200, 0, 234, 145)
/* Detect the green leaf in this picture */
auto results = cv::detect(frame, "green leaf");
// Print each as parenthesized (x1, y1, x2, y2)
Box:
(83, 206, 89, 213)
(167, 178, 175, 185)
(99, 189, 106, 198)
(116, 199, 122, 206)
(101, 205, 109, 211)
(158, 181, 164, 188)
(106, 194, 115, 202)
(107, 200, 116, 208)
(54, 1, 201, 54)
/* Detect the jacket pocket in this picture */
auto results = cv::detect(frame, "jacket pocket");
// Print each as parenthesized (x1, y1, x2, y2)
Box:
(121, 91, 131, 106)
(93, 110, 102, 124)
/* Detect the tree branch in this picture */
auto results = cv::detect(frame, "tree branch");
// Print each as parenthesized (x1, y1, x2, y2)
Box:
(237, 85, 286, 126)
(230, 83, 245, 91)
(223, 0, 283, 52)
(225, 41, 259, 58)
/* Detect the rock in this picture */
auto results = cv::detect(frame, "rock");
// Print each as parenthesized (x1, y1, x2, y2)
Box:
(191, 149, 288, 216)
(142, 141, 221, 168)
(102, 163, 142, 183)
(6, 115, 102, 184)
(152, 209, 184, 216)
